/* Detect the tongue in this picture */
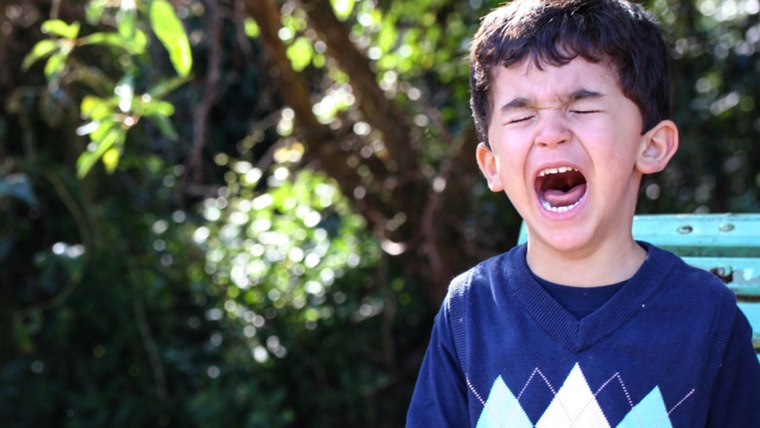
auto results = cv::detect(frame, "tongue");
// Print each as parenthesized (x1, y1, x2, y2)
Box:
(542, 183, 587, 208)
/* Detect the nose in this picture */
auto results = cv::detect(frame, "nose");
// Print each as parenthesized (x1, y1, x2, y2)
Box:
(533, 108, 572, 148)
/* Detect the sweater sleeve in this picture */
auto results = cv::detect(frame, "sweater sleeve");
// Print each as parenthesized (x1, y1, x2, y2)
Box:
(705, 308, 760, 427)
(406, 300, 470, 427)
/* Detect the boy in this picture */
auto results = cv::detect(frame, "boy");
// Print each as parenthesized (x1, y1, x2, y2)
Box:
(406, 0, 760, 427)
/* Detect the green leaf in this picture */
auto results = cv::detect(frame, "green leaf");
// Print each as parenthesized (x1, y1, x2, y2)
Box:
(286, 37, 314, 72)
(85, 0, 107, 25)
(43, 52, 67, 81)
(140, 100, 175, 117)
(80, 96, 113, 120)
(91, 119, 118, 141)
(79, 32, 131, 51)
(22, 40, 59, 70)
(81, 96, 102, 116)
(150, 0, 193, 77)
(117, 3, 137, 40)
(150, 115, 179, 140)
(102, 147, 121, 173)
(41, 19, 80, 40)
(330, 0, 355, 21)
(377, 24, 397, 52)
(76, 122, 125, 177)
(147, 76, 190, 98)
(244, 18, 260, 39)
(133, 29, 149, 55)
(76, 150, 102, 179)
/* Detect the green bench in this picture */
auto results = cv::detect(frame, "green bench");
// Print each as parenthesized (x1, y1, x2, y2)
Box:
(518, 213, 760, 359)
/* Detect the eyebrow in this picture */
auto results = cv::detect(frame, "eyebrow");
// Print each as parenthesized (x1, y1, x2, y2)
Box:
(499, 89, 604, 112)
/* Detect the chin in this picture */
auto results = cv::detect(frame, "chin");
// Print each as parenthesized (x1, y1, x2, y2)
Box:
(528, 227, 598, 255)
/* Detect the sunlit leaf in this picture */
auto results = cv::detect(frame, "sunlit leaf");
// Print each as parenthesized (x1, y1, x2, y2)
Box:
(22, 40, 58, 70)
(141, 100, 175, 117)
(244, 18, 260, 39)
(79, 32, 131, 51)
(81, 95, 113, 120)
(313, 54, 326, 68)
(41, 19, 80, 40)
(287, 37, 314, 72)
(43, 52, 67, 80)
(102, 147, 121, 173)
(117, 3, 137, 40)
(90, 120, 118, 141)
(150, 0, 193, 77)
(85, 0, 107, 25)
(377, 24, 397, 52)
(330, 0, 355, 20)
(76, 151, 101, 179)
(76, 123, 125, 177)
(134, 29, 149, 55)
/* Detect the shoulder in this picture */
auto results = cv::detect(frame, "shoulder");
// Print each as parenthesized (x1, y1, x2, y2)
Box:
(443, 244, 527, 325)
(447, 244, 526, 300)
(644, 242, 736, 304)
(643, 243, 740, 361)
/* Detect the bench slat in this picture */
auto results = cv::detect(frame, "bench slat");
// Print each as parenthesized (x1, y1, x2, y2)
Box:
(631, 213, 760, 257)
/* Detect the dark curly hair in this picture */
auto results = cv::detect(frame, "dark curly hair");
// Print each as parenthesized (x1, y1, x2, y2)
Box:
(470, 0, 671, 147)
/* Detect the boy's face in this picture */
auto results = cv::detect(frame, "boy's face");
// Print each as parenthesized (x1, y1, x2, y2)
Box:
(477, 57, 675, 259)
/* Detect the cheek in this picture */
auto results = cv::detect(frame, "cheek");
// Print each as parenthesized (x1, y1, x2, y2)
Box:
(497, 156, 532, 201)
(583, 127, 641, 166)
(491, 128, 531, 159)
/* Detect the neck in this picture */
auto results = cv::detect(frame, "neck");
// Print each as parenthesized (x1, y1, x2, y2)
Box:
(525, 237, 646, 287)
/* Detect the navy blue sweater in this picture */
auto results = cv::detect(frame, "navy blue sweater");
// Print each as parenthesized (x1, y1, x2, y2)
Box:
(407, 243, 760, 427)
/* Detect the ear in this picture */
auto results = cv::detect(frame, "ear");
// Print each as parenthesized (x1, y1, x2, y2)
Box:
(476, 142, 504, 192)
(636, 119, 679, 174)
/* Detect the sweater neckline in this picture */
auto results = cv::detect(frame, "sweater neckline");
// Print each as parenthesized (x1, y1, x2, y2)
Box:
(531, 272, 626, 320)
(509, 242, 677, 353)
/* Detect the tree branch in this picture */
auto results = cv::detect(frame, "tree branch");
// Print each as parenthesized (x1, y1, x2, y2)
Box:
(189, 0, 223, 184)
(298, 0, 419, 174)
(246, 0, 392, 233)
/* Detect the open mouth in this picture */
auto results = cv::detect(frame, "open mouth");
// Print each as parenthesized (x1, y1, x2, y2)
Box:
(536, 166, 587, 213)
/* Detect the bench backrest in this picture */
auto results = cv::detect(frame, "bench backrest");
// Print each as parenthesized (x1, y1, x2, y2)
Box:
(517, 213, 760, 357)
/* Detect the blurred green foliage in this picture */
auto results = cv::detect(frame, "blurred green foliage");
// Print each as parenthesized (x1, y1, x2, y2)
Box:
(0, 0, 758, 426)
(22, 0, 189, 178)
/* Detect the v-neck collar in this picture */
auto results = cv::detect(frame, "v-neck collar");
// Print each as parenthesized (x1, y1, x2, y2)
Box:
(507, 243, 677, 353)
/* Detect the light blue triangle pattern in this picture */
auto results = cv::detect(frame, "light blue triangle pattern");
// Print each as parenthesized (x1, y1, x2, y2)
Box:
(616, 386, 673, 428)
(536, 364, 609, 427)
(476, 375, 532, 428)
(475, 365, 678, 428)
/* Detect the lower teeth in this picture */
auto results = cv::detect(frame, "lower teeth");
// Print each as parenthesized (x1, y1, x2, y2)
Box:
(541, 196, 584, 213)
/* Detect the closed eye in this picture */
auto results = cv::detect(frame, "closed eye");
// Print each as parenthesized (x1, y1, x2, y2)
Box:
(569, 109, 601, 114)
(506, 114, 535, 124)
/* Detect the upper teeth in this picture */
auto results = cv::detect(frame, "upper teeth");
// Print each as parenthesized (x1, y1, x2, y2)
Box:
(538, 166, 576, 177)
